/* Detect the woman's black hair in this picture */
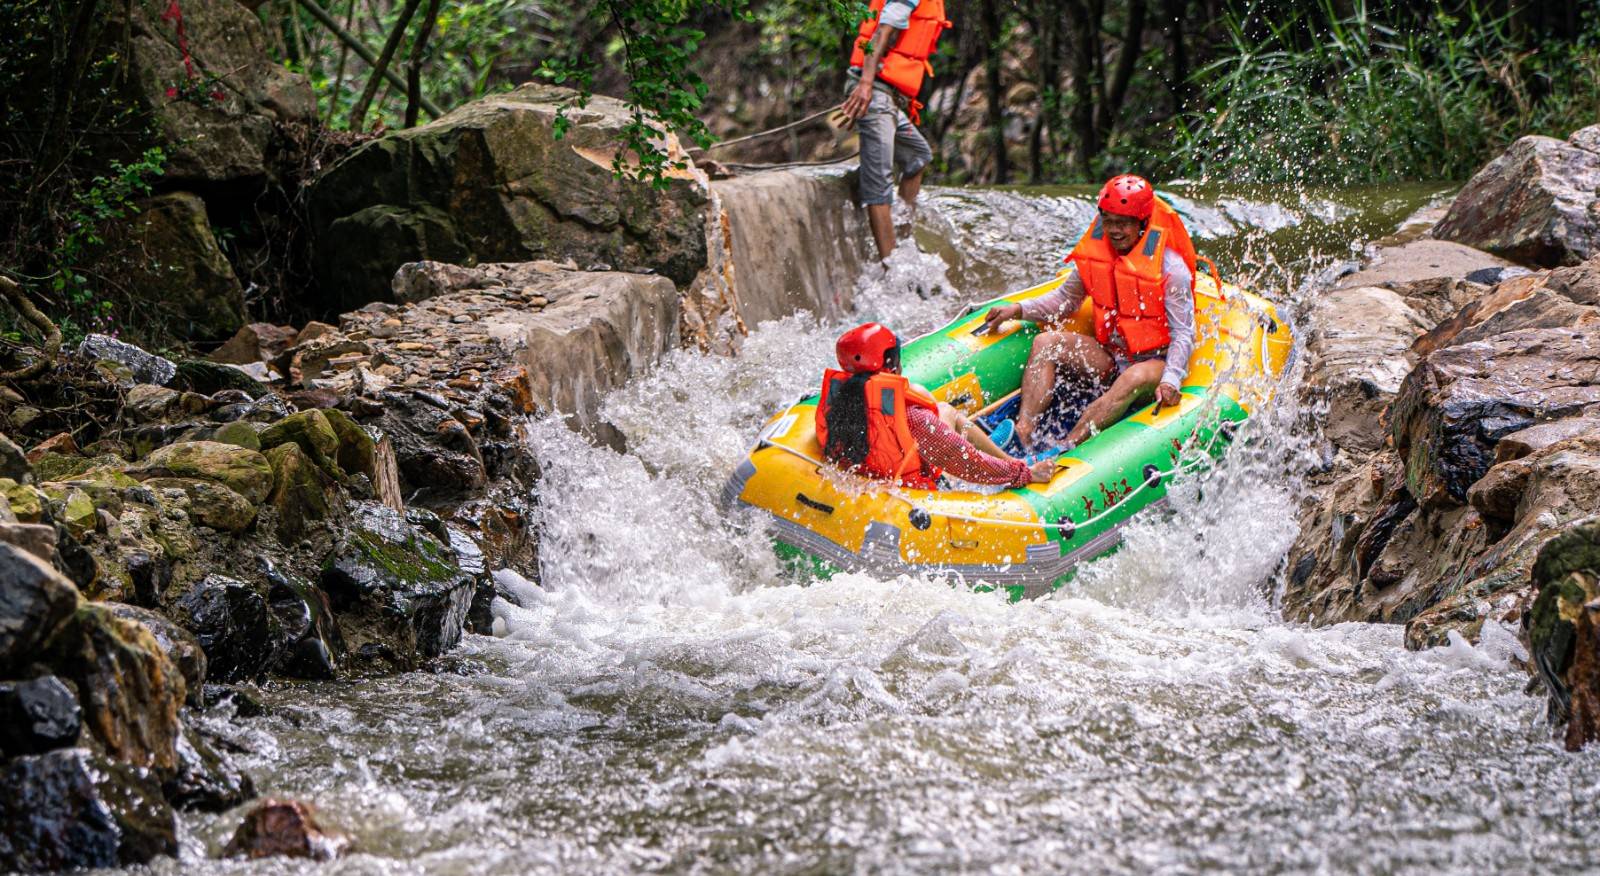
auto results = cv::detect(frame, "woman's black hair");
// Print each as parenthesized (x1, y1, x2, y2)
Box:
(823, 341, 900, 468)
(824, 372, 873, 467)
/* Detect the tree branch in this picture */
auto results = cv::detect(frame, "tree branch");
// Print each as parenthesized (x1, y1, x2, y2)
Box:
(0, 275, 63, 382)
(290, 0, 441, 120)
(348, 0, 424, 130)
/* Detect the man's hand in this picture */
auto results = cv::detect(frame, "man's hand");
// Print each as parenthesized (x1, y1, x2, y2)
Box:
(842, 79, 875, 122)
(980, 303, 1022, 335)
(1156, 382, 1181, 408)
(1028, 459, 1056, 484)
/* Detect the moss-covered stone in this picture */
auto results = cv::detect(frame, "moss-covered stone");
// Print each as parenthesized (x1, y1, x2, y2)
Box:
(129, 441, 273, 504)
(321, 409, 376, 482)
(1, 479, 47, 523)
(38, 484, 97, 539)
(260, 411, 343, 479)
(210, 421, 262, 452)
(265, 443, 338, 542)
(1527, 520, 1600, 751)
(142, 477, 257, 533)
(33, 453, 125, 483)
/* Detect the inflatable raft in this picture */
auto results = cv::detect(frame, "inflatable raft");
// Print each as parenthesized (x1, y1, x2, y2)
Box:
(720, 270, 1295, 599)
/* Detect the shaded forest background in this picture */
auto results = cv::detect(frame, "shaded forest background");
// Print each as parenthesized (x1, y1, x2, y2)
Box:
(1, 0, 1598, 351)
(265, 0, 1600, 183)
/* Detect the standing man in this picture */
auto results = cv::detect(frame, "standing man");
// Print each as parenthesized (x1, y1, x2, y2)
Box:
(840, 0, 949, 260)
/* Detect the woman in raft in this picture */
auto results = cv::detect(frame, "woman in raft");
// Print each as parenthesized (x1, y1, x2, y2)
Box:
(816, 323, 1055, 489)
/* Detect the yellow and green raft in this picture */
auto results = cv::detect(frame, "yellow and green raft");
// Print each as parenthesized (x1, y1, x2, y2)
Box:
(720, 270, 1296, 599)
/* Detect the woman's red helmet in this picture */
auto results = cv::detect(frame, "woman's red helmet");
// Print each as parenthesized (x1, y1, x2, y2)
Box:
(836, 322, 901, 374)
(1097, 174, 1155, 221)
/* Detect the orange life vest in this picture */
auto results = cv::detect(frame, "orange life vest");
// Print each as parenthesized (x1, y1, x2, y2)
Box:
(1066, 196, 1199, 355)
(815, 369, 942, 489)
(849, 0, 951, 123)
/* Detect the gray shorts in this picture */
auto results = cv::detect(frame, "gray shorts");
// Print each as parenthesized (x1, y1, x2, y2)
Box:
(851, 79, 932, 206)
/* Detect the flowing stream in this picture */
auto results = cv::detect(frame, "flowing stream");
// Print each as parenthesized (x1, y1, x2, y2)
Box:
(166, 183, 1600, 874)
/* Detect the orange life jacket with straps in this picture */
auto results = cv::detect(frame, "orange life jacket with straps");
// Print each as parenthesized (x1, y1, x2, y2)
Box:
(849, 0, 951, 124)
(1066, 196, 1199, 356)
(815, 369, 942, 489)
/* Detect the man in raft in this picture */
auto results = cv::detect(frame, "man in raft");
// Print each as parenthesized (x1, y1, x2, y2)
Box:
(981, 174, 1198, 450)
(840, 0, 949, 260)
(818, 323, 1055, 488)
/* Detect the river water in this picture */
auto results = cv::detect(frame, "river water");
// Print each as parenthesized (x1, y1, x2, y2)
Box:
(166, 184, 1600, 874)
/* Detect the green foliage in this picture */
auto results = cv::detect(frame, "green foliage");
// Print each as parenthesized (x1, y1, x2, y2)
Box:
(540, 0, 756, 188)
(1157, 0, 1600, 184)
(49, 148, 168, 342)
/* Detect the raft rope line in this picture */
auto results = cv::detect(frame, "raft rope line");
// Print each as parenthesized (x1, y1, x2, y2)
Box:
(690, 104, 863, 171)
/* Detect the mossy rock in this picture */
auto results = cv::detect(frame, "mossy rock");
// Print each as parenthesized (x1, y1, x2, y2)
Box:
(265, 443, 338, 542)
(39, 485, 96, 539)
(128, 441, 273, 505)
(321, 409, 376, 481)
(209, 421, 261, 452)
(141, 477, 257, 533)
(33, 454, 125, 483)
(2, 479, 49, 523)
(260, 411, 343, 480)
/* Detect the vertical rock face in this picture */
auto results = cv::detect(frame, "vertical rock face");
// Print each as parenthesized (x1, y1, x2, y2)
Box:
(309, 84, 709, 312)
(0, 748, 178, 872)
(1433, 125, 1600, 267)
(118, 0, 316, 185)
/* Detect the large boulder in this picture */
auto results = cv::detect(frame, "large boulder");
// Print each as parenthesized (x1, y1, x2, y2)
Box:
(0, 748, 178, 872)
(173, 575, 272, 683)
(48, 604, 188, 776)
(320, 503, 473, 670)
(1390, 323, 1600, 508)
(112, 192, 246, 341)
(1526, 519, 1600, 751)
(309, 83, 709, 311)
(1301, 284, 1429, 454)
(1433, 125, 1600, 267)
(128, 440, 273, 504)
(119, 0, 315, 184)
(1, 542, 81, 675)
(0, 676, 82, 757)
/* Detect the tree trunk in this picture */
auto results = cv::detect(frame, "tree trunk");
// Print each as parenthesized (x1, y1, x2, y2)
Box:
(404, 0, 441, 127)
(979, 0, 1008, 183)
(292, 0, 441, 119)
(1162, 0, 1191, 113)
(1096, 0, 1145, 140)
(1065, 0, 1097, 178)
(348, 0, 422, 130)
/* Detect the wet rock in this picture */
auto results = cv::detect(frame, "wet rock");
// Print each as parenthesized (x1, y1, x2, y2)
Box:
(166, 723, 255, 812)
(309, 83, 708, 310)
(26, 432, 80, 462)
(372, 391, 487, 501)
(1411, 268, 1598, 356)
(1339, 238, 1522, 291)
(264, 561, 343, 680)
(0, 542, 80, 675)
(1525, 519, 1600, 750)
(128, 441, 274, 504)
(274, 335, 372, 387)
(49, 604, 186, 775)
(210, 322, 299, 366)
(1302, 284, 1429, 454)
(173, 358, 269, 397)
(143, 477, 257, 533)
(264, 443, 341, 542)
(0, 748, 178, 871)
(174, 576, 272, 683)
(0, 431, 29, 482)
(201, 684, 266, 718)
(78, 334, 177, 385)
(0, 676, 82, 756)
(224, 799, 349, 861)
(321, 503, 473, 669)
(1496, 418, 1600, 464)
(107, 604, 207, 705)
(1434, 125, 1600, 267)
(1391, 324, 1600, 507)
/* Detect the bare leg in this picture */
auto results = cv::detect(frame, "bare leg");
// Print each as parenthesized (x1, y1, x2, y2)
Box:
(867, 203, 896, 259)
(938, 402, 1013, 461)
(898, 165, 925, 207)
(1066, 359, 1167, 446)
(1016, 331, 1114, 449)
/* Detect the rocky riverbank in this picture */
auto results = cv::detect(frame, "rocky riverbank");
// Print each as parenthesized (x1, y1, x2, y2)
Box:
(1286, 122, 1600, 750)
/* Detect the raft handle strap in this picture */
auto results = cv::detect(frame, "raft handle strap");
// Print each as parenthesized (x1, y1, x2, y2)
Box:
(1198, 255, 1225, 301)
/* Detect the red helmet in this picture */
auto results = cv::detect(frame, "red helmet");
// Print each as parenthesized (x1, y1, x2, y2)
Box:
(836, 322, 900, 374)
(1097, 174, 1155, 221)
